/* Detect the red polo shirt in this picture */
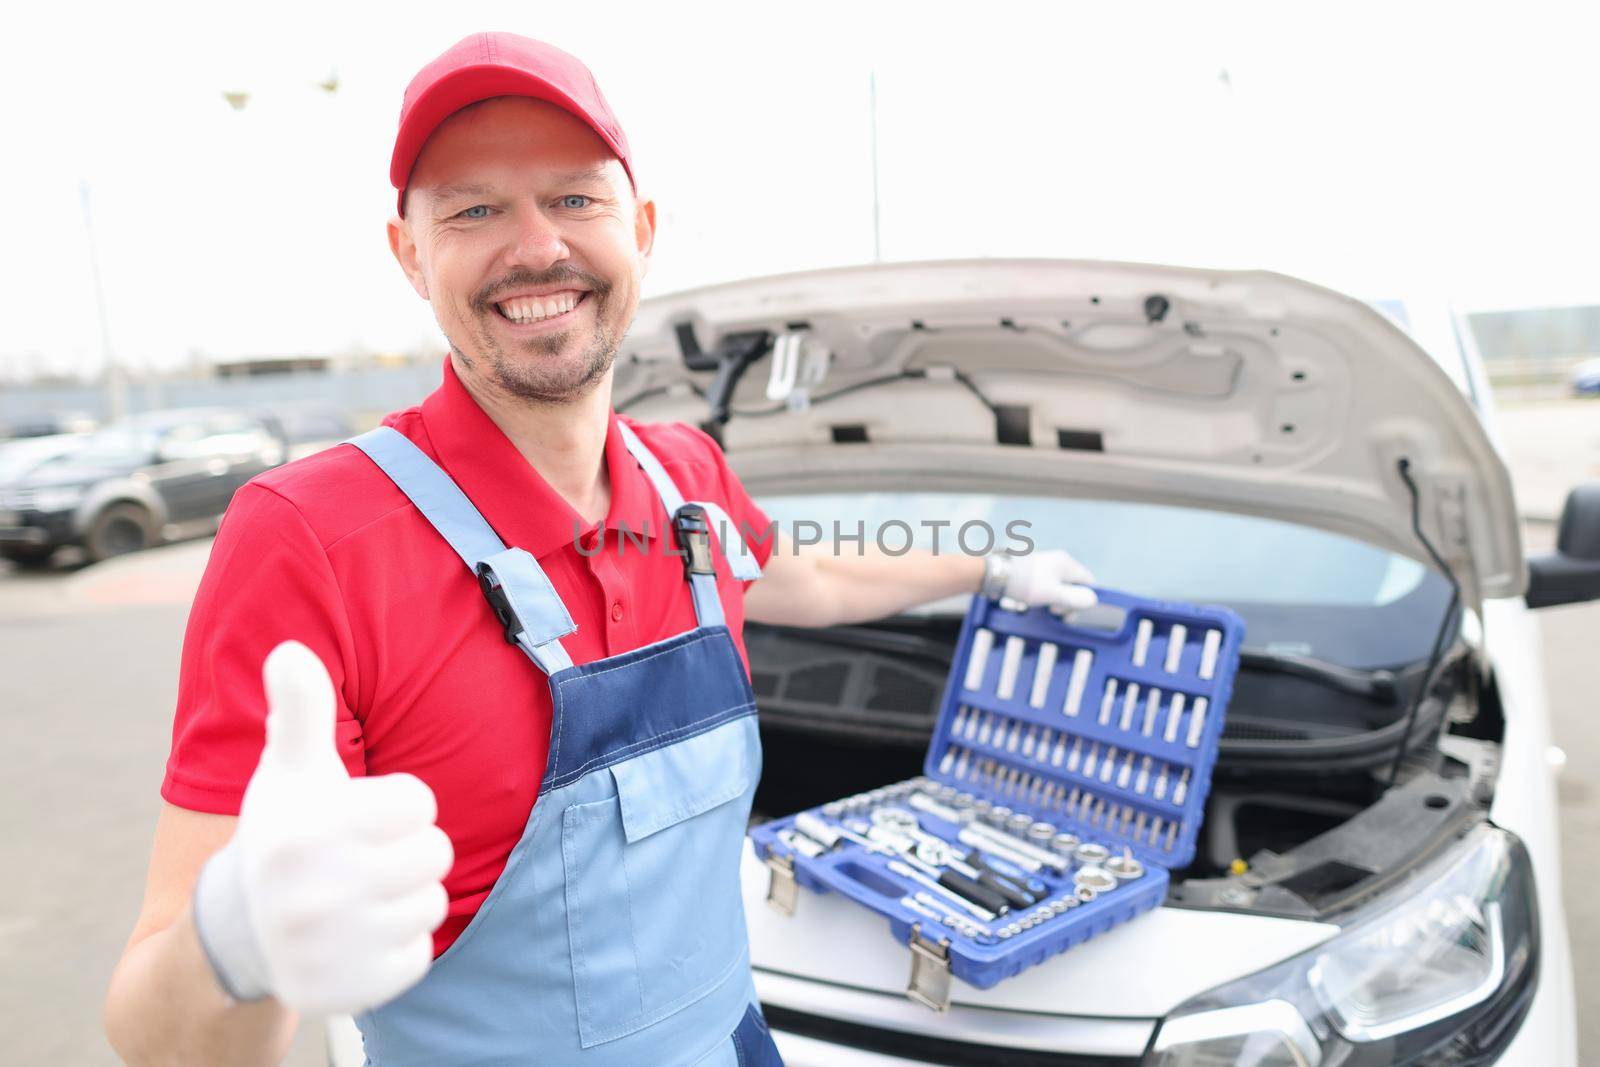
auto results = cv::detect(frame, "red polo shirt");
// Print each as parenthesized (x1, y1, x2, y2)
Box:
(162, 359, 774, 955)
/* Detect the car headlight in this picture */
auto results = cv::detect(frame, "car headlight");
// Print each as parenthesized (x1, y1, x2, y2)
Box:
(7, 485, 86, 513)
(1145, 823, 1538, 1067)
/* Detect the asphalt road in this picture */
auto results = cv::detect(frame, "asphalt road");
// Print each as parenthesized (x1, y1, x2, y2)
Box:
(0, 542, 331, 1067)
(1, 474, 1596, 1064)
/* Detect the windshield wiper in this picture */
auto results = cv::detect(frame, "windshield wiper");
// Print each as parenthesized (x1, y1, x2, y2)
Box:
(759, 622, 1402, 705)
(1240, 649, 1398, 705)
(753, 621, 954, 664)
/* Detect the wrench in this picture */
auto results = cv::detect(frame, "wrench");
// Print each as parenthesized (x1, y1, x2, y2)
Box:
(963, 820, 1070, 872)
(957, 827, 1044, 873)
(795, 811, 893, 855)
(888, 860, 997, 922)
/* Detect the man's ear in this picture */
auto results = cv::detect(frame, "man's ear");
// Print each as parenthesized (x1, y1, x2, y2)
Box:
(387, 214, 430, 300)
(633, 195, 657, 279)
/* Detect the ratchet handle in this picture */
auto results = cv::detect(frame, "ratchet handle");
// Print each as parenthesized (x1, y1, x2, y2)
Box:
(967, 848, 1049, 901)
(975, 868, 1035, 909)
(939, 869, 1009, 916)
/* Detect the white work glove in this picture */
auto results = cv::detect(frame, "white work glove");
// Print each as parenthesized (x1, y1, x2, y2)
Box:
(192, 640, 453, 1016)
(981, 549, 1098, 613)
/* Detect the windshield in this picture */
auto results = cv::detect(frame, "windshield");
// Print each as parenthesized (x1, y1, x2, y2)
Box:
(0, 436, 86, 482)
(36, 425, 158, 468)
(756, 492, 1454, 670)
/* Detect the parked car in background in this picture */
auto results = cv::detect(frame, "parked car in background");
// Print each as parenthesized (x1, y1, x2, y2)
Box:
(0, 410, 98, 439)
(1569, 357, 1600, 397)
(0, 433, 92, 485)
(255, 403, 357, 460)
(0, 407, 287, 566)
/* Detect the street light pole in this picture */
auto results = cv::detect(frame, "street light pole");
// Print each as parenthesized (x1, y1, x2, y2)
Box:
(66, 73, 339, 408)
(869, 70, 882, 263)
(79, 178, 125, 422)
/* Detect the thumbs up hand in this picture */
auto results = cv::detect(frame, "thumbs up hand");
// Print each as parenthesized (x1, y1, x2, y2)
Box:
(192, 641, 453, 1016)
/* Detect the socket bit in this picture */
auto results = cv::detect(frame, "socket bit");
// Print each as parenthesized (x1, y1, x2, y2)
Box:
(1106, 848, 1145, 881)
(1074, 842, 1111, 867)
(1073, 865, 1118, 893)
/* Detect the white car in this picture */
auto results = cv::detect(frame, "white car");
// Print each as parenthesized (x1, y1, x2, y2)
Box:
(1569, 356, 1600, 397)
(331, 260, 1592, 1065)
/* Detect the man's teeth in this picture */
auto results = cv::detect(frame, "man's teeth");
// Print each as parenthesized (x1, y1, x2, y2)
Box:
(497, 291, 582, 323)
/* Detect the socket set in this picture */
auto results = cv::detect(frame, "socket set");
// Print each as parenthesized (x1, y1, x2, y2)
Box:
(748, 587, 1244, 1008)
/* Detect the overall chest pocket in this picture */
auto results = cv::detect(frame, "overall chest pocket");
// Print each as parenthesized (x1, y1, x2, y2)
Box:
(561, 717, 758, 1049)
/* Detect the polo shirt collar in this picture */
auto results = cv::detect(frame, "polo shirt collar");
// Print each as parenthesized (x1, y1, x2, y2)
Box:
(419, 359, 662, 561)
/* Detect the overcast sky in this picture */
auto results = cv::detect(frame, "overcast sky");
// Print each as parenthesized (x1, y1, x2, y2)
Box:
(3, 0, 1597, 380)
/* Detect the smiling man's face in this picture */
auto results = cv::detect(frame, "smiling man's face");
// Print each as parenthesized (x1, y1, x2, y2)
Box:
(389, 96, 655, 405)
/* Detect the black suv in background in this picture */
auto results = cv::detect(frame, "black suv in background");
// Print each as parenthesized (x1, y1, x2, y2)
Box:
(0, 408, 287, 566)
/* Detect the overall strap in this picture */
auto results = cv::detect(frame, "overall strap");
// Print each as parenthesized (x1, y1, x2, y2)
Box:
(347, 428, 575, 675)
(614, 422, 763, 630)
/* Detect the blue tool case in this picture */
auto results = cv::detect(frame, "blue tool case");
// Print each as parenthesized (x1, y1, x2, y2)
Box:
(747, 587, 1245, 1009)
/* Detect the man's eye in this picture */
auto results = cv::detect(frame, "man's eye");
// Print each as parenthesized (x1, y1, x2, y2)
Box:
(458, 205, 491, 219)
(560, 195, 592, 209)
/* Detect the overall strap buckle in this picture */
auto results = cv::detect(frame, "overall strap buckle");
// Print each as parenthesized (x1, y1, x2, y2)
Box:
(475, 562, 523, 645)
(672, 504, 717, 579)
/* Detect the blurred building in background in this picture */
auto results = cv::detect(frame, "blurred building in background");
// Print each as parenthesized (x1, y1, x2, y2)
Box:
(1468, 305, 1600, 392)
(2, 302, 1595, 439)
(0, 348, 441, 436)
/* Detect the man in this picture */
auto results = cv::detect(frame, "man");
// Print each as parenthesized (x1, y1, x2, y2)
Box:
(104, 32, 1095, 1067)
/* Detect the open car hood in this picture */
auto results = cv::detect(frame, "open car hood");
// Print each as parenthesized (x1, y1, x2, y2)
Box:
(620, 259, 1525, 608)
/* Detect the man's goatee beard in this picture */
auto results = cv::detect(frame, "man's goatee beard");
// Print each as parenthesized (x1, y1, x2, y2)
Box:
(451, 314, 618, 405)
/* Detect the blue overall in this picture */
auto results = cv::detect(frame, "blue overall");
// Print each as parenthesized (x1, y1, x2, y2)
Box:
(346, 423, 783, 1067)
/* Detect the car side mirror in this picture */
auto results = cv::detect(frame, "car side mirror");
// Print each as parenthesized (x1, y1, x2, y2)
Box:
(1527, 481, 1600, 608)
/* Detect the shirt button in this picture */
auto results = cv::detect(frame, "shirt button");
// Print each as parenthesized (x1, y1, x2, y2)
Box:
(611, 600, 624, 622)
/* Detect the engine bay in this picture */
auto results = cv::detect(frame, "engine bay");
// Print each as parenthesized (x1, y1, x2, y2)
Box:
(747, 609, 1499, 922)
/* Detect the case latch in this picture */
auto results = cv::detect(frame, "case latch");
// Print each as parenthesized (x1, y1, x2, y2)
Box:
(764, 851, 798, 916)
(907, 925, 953, 1012)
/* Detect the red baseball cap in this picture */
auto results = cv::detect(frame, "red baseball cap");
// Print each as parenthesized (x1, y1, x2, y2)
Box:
(390, 32, 635, 217)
